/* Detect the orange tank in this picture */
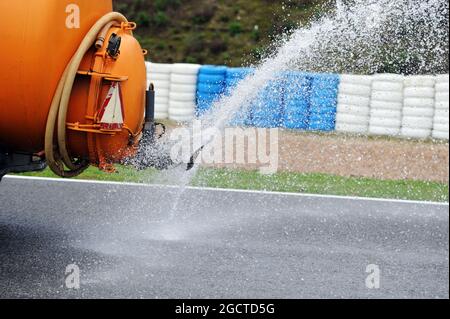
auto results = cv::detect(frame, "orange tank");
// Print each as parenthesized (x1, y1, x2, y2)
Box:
(0, 0, 148, 176)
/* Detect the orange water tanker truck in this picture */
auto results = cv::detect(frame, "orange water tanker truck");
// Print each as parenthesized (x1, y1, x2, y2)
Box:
(0, 0, 175, 180)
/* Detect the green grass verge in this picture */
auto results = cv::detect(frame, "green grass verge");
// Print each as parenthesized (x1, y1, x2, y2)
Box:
(15, 166, 449, 203)
(193, 169, 449, 202)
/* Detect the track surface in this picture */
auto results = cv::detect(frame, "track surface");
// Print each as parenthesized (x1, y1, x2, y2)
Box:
(0, 176, 448, 299)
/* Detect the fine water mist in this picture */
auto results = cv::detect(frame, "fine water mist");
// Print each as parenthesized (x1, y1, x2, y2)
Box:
(137, 0, 449, 215)
(200, 0, 448, 133)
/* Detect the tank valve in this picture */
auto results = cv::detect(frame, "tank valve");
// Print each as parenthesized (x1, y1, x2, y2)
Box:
(127, 83, 208, 172)
(126, 83, 174, 170)
(107, 33, 121, 58)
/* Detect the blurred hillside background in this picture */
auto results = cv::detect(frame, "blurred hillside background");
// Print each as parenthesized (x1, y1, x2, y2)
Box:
(113, 0, 326, 66)
(113, 0, 449, 74)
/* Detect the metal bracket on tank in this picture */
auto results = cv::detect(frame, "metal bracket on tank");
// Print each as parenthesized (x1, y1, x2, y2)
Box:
(76, 70, 128, 82)
(66, 70, 130, 135)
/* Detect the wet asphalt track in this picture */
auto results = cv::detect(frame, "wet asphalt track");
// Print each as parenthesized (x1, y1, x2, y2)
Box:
(0, 176, 448, 299)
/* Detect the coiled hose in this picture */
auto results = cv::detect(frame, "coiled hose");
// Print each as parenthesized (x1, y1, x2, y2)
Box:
(45, 12, 128, 177)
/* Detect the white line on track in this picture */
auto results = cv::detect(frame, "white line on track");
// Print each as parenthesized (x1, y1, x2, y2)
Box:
(4, 175, 449, 206)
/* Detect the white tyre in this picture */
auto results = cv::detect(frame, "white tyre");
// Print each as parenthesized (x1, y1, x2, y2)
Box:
(432, 130, 449, 140)
(434, 116, 450, 125)
(150, 80, 170, 90)
(335, 123, 368, 134)
(370, 117, 401, 128)
(338, 94, 370, 107)
(155, 103, 169, 111)
(155, 104, 169, 111)
(433, 123, 450, 132)
(435, 101, 450, 110)
(148, 73, 171, 81)
(435, 92, 449, 103)
(340, 74, 373, 86)
(370, 100, 403, 110)
(371, 91, 403, 103)
(337, 104, 370, 116)
(403, 97, 434, 109)
(338, 83, 371, 96)
(435, 74, 450, 83)
(170, 84, 197, 94)
(373, 73, 404, 82)
(171, 74, 198, 85)
(169, 100, 196, 109)
(369, 126, 400, 136)
(169, 92, 196, 102)
(169, 114, 195, 122)
(155, 96, 169, 104)
(402, 107, 435, 117)
(169, 107, 196, 116)
(434, 109, 449, 118)
(155, 89, 169, 98)
(402, 116, 433, 129)
(370, 109, 402, 119)
(336, 113, 369, 125)
(400, 128, 431, 139)
(372, 81, 404, 92)
(404, 75, 435, 87)
(436, 82, 450, 92)
(154, 112, 169, 120)
(171, 63, 201, 75)
(148, 63, 172, 73)
(404, 87, 435, 98)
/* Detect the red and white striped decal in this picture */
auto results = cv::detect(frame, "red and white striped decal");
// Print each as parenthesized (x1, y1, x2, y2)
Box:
(98, 82, 125, 131)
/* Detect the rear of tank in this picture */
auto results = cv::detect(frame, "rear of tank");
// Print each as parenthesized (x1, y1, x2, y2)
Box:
(0, 0, 152, 178)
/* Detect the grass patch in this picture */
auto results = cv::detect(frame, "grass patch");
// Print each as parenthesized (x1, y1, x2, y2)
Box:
(193, 169, 449, 203)
(15, 166, 449, 203)
(17, 165, 159, 182)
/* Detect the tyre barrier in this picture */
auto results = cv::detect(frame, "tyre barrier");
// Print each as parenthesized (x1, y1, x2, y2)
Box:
(146, 62, 171, 120)
(433, 75, 449, 140)
(145, 62, 449, 141)
(336, 74, 372, 134)
(248, 77, 284, 128)
(168, 63, 201, 122)
(401, 75, 435, 139)
(283, 71, 311, 130)
(226, 68, 255, 127)
(369, 73, 404, 136)
(308, 73, 339, 131)
(196, 65, 227, 116)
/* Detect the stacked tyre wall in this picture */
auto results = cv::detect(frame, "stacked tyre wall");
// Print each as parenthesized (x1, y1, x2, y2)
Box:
(196, 65, 227, 116)
(146, 62, 171, 120)
(248, 78, 284, 128)
(145, 62, 449, 140)
(369, 74, 404, 136)
(336, 75, 372, 134)
(401, 76, 436, 139)
(226, 68, 254, 127)
(282, 72, 311, 130)
(168, 63, 200, 122)
(308, 74, 339, 131)
(433, 75, 450, 140)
